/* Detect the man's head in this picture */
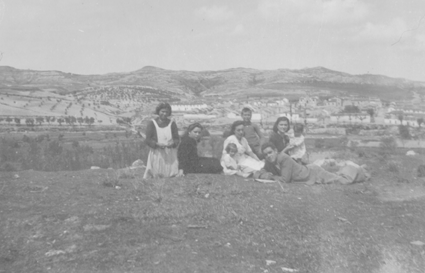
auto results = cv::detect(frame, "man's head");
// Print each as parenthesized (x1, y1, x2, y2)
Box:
(261, 142, 278, 163)
(241, 107, 252, 122)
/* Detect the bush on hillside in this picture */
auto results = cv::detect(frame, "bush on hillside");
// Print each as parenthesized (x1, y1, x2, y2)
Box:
(379, 136, 397, 158)
(0, 136, 149, 172)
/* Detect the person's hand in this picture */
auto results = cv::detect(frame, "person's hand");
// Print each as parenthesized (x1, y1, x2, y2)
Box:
(260, 172, 274, 180)
(176, 169, 184, 177)
(157, 143, 167, 149)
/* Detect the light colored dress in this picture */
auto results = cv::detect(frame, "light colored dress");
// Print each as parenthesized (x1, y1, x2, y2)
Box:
(287, 134, 307, 160)
(221, 153, 254, 178)
(143, 119, 179, 179)
(222, 135, 264, 171)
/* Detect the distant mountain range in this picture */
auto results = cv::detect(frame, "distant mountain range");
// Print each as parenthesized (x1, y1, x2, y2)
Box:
(1, 66, 424, 101)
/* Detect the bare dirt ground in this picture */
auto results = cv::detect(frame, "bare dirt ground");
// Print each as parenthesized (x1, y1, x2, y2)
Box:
(1, 149, 425, 273)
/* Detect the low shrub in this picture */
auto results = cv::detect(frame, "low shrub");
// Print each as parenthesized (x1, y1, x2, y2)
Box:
(379, 136, 397, 158)
(387, 161, 400, 173)
(0, 136, 150, 172)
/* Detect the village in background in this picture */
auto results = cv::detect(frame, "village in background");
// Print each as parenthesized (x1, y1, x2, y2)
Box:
(1, 66, 425, 145)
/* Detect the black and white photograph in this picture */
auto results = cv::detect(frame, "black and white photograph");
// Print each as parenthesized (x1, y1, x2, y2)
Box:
(0, 1, 425, 272)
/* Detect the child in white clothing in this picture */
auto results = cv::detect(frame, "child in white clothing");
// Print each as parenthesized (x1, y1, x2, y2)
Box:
(221, 143, 254, 178)
(284, 123, 307, 164)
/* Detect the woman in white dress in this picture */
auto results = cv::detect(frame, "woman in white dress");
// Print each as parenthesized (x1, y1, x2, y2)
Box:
(144, 102, 183, 178)
(222, 120, 264, 172)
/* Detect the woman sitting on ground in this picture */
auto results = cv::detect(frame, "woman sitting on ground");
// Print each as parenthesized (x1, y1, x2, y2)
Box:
(268, 116, 292, 154)
(222, 120, 264, 172)
(144, 102, 183, 179)
(177, 123, 223, 175)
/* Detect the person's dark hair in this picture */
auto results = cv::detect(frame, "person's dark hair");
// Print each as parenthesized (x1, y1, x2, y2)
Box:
(241, 107, 252, 115)
(230, 120, 245, 136)
(183, 123, 203, 141)
(225, 143, 238, 153)
(273, 116, 290, 133)
(261, 142, 277, 153)
(155, 102, 172, 116)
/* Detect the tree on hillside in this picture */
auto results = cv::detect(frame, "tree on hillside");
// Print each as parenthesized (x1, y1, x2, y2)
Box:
(77, 117, 83, 126)
(6, 117, 12, 124)
(84, 116, 90, 125)
(366, 108, 375, 123)
(25, 118, 35, 127)
(70, 116, 76, 126)
(89, 117, 95, 126)
(45, 116, 51, 124)
(64, 116, 70, 125)
(14, 118, 21, 126)
(399, 125, 411, 140)
(50, 117, 56, 123)
(398, 113, 404, 124)
(36, 117, 44, 125)
(344, 105, 360, 113)
(417, 118, 424, 128)
(57, 118, 64, 126)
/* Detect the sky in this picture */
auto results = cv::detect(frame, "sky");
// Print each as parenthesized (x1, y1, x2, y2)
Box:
(0, 0, 424, 81)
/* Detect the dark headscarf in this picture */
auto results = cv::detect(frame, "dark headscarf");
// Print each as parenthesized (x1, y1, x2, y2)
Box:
(183, 123, 203, 142)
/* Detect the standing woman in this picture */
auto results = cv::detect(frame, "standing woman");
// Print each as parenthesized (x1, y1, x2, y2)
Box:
(269, 116, 291, 154)
(178, 123, 223, 174)
(144, 102, 183, 178)
(222, 120, 264, 171)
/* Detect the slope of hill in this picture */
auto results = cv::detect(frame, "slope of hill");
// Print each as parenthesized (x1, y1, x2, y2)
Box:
(1, 65, 424, 99)
(1, 65, 424, 128)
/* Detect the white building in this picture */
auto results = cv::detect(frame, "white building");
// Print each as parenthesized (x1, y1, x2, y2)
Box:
(171, 103, 208, 112)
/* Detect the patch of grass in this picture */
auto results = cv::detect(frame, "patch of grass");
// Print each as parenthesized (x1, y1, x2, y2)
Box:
(0, 135, 149, 171)
(387, 161, 400, 173)
(117, 167, 136, 179)
(102, 172, 121, 188)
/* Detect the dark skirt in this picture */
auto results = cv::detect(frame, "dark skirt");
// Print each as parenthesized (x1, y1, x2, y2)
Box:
(191, 157, 223, 174)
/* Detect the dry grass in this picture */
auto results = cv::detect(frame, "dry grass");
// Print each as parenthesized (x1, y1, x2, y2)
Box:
(1, 149, 425, 272)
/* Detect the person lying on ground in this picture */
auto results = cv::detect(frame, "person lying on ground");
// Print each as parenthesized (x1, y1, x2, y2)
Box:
(254, 142, 370, 185)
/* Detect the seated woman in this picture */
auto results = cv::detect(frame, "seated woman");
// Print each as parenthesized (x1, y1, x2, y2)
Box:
(144, 102, 183, 179)
(268, 117, 292, 154)
(222, 120, 264, 171)
(221, 143, 255, 178)
(255, 142, 369, 185)
(177, 123, 223, 175)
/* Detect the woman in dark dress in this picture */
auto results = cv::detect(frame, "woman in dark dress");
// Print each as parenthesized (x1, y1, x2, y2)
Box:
(268, 116, 291, 154)
(177, 123, 223, 175)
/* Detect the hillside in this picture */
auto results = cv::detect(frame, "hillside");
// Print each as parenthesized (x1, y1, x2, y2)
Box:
(1, 65, 424, 129)
(1, 147, 425, 272)
(1, 65, 424, 100)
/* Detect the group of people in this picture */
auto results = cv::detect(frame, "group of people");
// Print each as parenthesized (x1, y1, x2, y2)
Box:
(144, 102, 369, 185)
